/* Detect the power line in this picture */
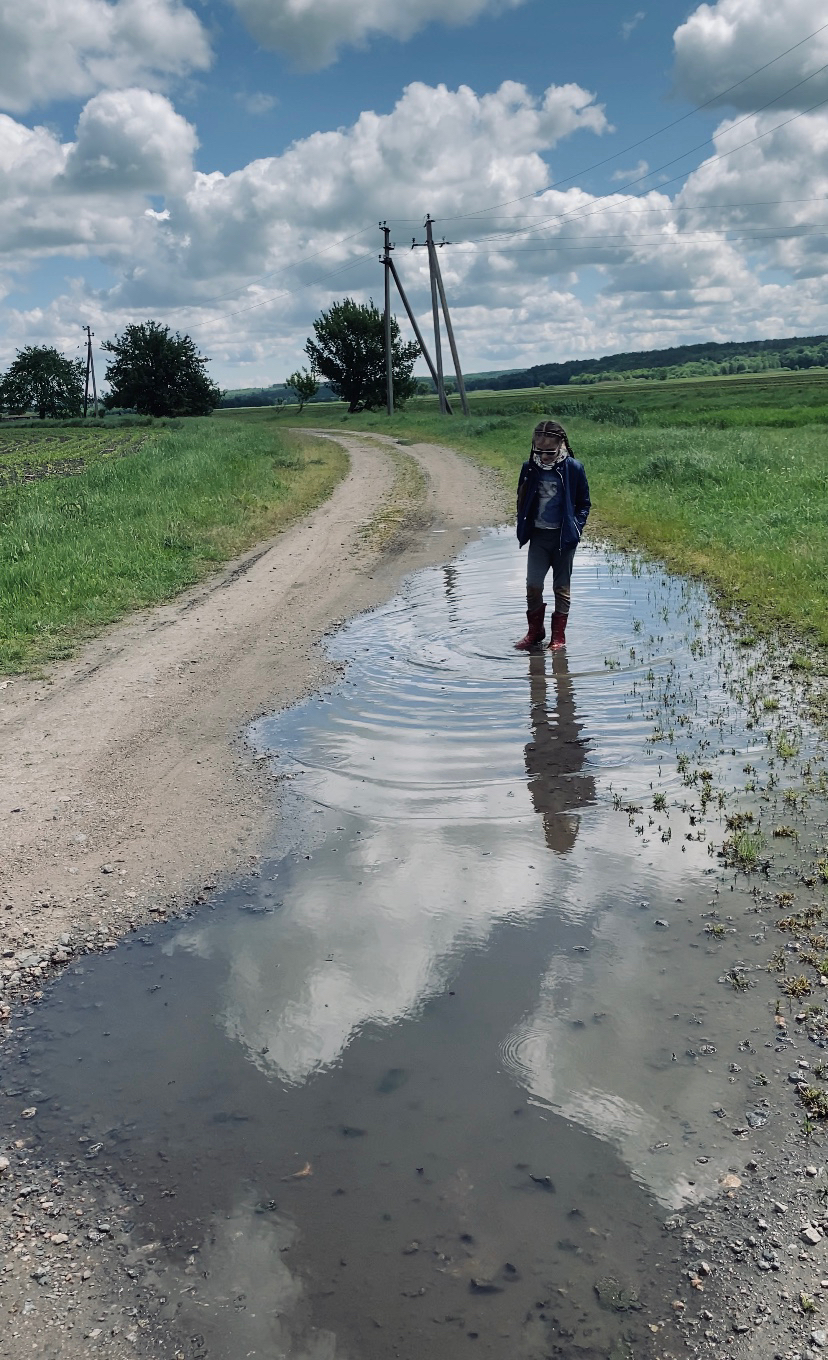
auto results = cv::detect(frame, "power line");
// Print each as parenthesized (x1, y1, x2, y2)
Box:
(445, 222, 828, 247)
(446, 229, 828, 253)
(407, 195, 828, 223)
(459, 91, 828, 249)
(443, 20, 828, 222)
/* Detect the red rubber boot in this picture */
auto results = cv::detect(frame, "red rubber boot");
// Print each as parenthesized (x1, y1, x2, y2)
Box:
(548, 612, 568, 649)
(514, 605, 546, 651)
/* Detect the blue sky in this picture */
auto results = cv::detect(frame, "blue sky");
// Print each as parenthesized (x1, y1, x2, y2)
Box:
(188, 1, 698, 181)
(1, 0, 827, 387)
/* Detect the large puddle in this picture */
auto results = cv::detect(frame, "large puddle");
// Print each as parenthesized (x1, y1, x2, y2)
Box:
(3, 529, 824, 1358)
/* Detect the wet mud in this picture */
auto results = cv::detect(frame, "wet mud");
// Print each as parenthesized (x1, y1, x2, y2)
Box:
(2, 529, 827, 1358)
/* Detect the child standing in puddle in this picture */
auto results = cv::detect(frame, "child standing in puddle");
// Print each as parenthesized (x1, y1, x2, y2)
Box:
(514, 420, 591, 651)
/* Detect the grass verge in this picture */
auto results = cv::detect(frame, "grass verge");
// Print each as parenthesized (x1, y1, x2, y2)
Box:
(0, 415, 347, 673)
(357, 444, 428, 551)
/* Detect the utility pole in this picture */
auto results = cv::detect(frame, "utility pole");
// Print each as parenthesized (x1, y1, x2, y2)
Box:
(427, 223, 470, 417)
(82, 325, 98, 419)
(380, 223, 394, 416)
(387, 257, 452, 414)
(410, 217, 469, 416)
(424, 217, 449, 414)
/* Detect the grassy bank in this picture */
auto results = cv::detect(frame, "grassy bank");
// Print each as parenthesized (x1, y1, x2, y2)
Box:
(0, 416, 346, 673)
(271, 400, 828, 651)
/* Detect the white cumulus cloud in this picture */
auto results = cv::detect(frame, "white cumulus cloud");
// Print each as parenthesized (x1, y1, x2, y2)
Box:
(673, 0, 828, 111)
(229, 0, 527, 67)
(0, 0, 211, 113)
(64, 89, 198, 194)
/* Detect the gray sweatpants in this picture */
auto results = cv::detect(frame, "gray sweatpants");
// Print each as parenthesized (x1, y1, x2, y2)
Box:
(526, 527, 576, 615)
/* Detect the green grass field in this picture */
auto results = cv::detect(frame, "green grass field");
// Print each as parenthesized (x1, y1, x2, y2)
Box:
(407, 369, 828, 428)
(260, 383, 828, 651)
(0, 416, 346, 673)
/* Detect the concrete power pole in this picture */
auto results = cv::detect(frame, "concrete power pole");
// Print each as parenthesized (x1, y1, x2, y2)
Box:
(410, 217, 469, 416)
(427, 222, 470, 417)
(424, 217, 449, 414)
(82, 325, 98, 419)
(387, 257, 452, 414)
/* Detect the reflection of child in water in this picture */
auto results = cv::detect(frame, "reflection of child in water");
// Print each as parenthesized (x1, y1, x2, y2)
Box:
(524, 652, 595, 853)
(514, 420, 591, 651)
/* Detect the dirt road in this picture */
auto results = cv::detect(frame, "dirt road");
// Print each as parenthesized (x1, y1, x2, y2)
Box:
(0, 433, 505, 997)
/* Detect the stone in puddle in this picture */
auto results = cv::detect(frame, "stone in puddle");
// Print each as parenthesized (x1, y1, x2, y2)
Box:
(594, 1277, 642, 1312)
(469, 1278, 502, 1294)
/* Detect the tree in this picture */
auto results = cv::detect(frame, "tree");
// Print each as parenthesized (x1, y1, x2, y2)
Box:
(102, 321, 221, 417)
(0, 346, 84, 420)
(285, 367, 319, 411)
(305, 298, 419, 413)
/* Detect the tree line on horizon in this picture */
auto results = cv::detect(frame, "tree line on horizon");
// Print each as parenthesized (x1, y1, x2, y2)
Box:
(463, 333, 828, 392)
(6, 312, 824, 421)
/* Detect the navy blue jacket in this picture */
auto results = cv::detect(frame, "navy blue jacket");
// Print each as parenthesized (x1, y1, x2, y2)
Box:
(516, 456, 591, 549)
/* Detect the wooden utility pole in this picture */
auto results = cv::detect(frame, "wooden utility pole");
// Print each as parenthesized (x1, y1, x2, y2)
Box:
(82, 325, 98, 418)
(380, 223, 394, 416)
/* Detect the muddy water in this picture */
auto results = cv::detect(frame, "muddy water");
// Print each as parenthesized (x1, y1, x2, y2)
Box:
(3, 530, 822, 1358)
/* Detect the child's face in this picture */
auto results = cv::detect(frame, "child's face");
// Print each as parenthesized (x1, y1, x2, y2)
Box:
(535, 432, 564, 464)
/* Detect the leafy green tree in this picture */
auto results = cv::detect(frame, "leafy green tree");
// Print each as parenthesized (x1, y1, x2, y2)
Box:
(102, 321, 222, 417)
(285, 367, 319, 411)
(305, 298, 419, 413)
(0, 346, 84, 420)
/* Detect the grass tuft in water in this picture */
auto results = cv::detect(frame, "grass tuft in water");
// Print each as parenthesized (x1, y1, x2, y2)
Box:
(800, 1087, 828, 1120)
(780, 974, 812, 999)
(775, 732, 801, 760)
(721, 826, 765, 870)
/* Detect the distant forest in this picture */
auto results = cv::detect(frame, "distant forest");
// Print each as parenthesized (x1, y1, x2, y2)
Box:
(463, 334, 828, 391)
